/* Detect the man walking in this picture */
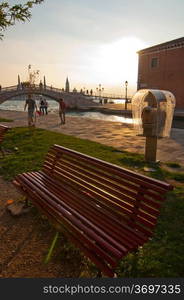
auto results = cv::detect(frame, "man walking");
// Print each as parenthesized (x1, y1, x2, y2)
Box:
(24, 94, 37, 126)
(59, 98, 66, 125)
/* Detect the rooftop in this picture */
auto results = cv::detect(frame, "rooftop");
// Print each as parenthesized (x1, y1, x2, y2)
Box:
(138, 37, 184, 54)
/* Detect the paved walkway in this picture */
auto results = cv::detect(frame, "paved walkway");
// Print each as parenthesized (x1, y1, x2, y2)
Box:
(0, 109, 184, 165)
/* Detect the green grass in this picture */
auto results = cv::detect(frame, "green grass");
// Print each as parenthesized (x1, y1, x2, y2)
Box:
(1, 127, 184, 277)
(0, 117, 13, 122)
(166, 162, 181, 169)
(117, 188, 184, 277)
(0, 127, 148, 180)
(168, 172, 184, 182)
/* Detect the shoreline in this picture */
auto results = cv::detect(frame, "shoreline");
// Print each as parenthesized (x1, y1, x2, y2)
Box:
(1, 107, 184, 129)
(1, 104, 184, 117)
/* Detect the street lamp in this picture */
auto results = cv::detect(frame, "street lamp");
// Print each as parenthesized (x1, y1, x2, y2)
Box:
(124, 80, 128, 110)
(96, 84, 104, 104)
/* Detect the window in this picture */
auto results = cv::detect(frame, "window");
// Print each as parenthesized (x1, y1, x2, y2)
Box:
(151, 57, 158, 68)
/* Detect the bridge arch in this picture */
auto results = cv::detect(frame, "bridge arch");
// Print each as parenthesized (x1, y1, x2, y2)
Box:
(0, 86, 65, 104)
(0, 85, 98, 108)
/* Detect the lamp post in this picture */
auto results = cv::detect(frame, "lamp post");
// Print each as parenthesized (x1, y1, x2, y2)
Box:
(96, 84, 104, 104)
(124, 80, 128, 110)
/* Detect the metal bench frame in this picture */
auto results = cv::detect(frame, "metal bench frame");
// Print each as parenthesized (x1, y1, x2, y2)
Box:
(13, 144, 173, 277)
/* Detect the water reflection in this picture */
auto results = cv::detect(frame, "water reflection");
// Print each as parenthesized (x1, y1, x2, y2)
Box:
(69, 111, 133, 124)
(0, 99, 26, 111)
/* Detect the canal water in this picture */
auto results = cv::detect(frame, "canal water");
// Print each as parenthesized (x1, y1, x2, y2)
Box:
(0, 98, 133, 124)
(1, 98, 183, 128)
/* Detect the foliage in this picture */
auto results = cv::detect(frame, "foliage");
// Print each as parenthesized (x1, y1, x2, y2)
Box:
(168, 172, 184, 182)
(0, 0, 44, 39)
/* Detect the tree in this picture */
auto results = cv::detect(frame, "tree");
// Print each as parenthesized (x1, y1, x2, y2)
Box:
(0, 0, 44, 39)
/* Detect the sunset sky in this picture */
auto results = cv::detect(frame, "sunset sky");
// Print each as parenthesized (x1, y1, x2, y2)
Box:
(1, 0, 184, 95)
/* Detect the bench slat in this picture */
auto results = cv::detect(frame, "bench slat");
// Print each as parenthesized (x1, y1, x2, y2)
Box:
(15, 171, 150, 275)
(18, 173, 127, 259)
(44, 164, 136, 220)
(33, 171, 148, 247)
(53, 158, 140, 199)
(17, 176, 120, 269)
(44, 150, 166, 203)
(22, 171, 145, 249)
(43, 164, 161, 237)
(51, 145, 172, 192)
(45, 162, 161, 226)
(32, 199, 116, 277)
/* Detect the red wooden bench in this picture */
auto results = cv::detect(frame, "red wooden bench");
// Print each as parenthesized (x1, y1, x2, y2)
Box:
(0, 124, 9, 156)
(13, 144, 173, 277)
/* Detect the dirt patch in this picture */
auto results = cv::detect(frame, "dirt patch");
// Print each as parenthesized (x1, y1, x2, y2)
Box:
(0, 177, 94, 278)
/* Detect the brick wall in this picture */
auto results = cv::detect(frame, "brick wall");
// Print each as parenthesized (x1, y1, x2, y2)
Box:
(137, 46, 184, 109)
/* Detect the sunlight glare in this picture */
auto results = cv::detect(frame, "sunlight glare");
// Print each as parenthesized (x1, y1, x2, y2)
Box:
(93, 37, 147, 86)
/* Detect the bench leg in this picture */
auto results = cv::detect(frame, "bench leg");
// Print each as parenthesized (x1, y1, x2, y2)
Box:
(131, 250, 139, 277)
(44, 231, 59, 264)
(20, 195, 29, 207)
(96, 270, 117, 278)
(96, 270, 102, 277)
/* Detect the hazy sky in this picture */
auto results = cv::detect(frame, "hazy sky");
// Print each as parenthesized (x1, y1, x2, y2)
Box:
(1, 0, 184, 94)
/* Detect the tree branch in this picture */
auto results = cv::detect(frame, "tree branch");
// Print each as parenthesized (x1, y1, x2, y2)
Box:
(0, 0, 44, 39)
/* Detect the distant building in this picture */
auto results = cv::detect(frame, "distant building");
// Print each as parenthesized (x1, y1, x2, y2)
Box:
(137, 37, 184, 109)
(65, 77, 70, 93)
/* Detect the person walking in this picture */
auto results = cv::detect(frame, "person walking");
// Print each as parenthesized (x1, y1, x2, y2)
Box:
(44, 99, 48, 115)
(39, 98, 45, 115)
(39, 80, 43, 90)
(24, 94, 37, 126)
(59, 98, 66, 125)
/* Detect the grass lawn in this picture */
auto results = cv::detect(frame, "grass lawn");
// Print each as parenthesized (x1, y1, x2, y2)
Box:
(1, 127, 184, 277)
(0, 117, 13, 122)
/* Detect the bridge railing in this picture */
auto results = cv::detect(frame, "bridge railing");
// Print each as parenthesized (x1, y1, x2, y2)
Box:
(1, 85, 18, 92)
(0, 84, 132, 100)
(93, 93, 126, 99)
(85, 93, 132, 100)
(45, 85, 64, 93)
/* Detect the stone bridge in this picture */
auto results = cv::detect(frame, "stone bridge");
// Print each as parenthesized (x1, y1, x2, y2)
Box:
(0, 84, 99, 108)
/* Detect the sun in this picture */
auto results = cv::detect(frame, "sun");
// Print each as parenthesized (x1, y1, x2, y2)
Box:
(92, 37, 147, 88)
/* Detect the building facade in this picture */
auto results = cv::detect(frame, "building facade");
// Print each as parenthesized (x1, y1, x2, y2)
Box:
(137, 37, 184, 109)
